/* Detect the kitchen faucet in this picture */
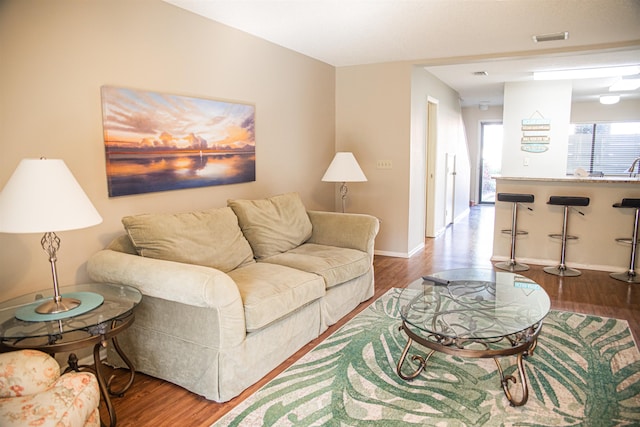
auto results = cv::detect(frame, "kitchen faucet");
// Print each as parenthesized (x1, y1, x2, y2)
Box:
(628, 157, 640, 177)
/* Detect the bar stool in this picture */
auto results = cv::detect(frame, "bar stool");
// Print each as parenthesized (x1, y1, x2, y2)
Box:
(544, 196, 590, 277)
(610, 198, 640, 283)
(495, 193, 534, 272)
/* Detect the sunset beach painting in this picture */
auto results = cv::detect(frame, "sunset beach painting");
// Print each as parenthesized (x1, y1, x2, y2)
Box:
(101, 86, 255, 197)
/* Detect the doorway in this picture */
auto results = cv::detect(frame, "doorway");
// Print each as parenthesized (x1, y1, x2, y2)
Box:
(479, 121, 503, 203)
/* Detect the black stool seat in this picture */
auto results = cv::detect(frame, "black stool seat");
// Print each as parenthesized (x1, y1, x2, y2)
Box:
(497, 193, 534, 204)
(548, 196, 590, 207)
(611, 198, 640, 283)
(614, 198, 640, 208)
(495, 193, 534, 272)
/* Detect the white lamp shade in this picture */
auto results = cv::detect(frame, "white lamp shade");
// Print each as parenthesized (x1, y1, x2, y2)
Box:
(321, 152, 367, 183)
(0, 158, 102, 233)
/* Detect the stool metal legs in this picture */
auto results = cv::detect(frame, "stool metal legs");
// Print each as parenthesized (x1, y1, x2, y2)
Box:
(544, 205, 582, 277)
(496, 202, 529, 272)
(611, 207, 640, 283)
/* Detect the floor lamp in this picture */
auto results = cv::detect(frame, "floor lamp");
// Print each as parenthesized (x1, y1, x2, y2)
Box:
(0, 158, 103, 315)
(322, 152, 367, 213)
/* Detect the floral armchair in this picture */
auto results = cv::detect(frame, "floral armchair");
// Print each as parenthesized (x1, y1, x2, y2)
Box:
(0, 349, 100, 427)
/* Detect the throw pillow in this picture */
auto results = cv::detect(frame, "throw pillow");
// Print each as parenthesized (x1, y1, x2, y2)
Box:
(228, 192, 312, 259)
(122, 207, 255, 272)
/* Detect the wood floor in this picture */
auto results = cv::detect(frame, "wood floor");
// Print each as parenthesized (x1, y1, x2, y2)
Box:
(103, 205, 640, 426)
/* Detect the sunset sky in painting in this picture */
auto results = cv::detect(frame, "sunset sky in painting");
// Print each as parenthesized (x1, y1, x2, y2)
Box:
(101, 86, 255, 151)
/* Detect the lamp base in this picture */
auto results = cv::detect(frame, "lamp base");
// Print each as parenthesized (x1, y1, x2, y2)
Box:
(340, 182, 349, 213)
(16, 292, 104, 322)
(35, 296, 81, 314)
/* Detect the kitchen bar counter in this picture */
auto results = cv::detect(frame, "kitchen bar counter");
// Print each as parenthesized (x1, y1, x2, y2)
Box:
(496, 176, 640, 184)
(493, 176, 640, 272)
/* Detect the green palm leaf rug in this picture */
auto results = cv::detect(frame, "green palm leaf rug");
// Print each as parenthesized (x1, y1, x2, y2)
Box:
(214, 289, 640, 426)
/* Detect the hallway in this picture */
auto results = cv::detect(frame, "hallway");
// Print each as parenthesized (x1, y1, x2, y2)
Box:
(429, 204, 495, 270)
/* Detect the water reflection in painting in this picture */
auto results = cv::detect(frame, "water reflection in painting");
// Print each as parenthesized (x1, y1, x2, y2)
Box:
(106, 152, 255, 197)
(101, 86, 255, 197)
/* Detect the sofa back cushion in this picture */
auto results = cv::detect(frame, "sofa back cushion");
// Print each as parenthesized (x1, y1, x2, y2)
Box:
(122, 207, 255, 272)
(107, 234, 138, 255)
(228, 192, 312, 260)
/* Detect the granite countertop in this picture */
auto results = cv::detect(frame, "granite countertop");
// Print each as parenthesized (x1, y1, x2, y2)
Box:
(493, 176, 640, 184)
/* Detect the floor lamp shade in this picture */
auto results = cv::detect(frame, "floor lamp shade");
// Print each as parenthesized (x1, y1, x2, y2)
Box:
(0, 158, 103, 315)
(322, 152, 367, 212)
(321, 152, 367, 183)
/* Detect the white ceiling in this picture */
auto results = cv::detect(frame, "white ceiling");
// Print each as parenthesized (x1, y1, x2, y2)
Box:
(425, 49, 640, 106)
(165, 0, 640, 107)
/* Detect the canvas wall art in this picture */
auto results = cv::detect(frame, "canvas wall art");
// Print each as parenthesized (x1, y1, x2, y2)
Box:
(100, 86, 255, 197)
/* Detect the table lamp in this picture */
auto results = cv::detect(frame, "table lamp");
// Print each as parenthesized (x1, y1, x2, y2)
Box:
(0, 158, 103, 314)
(322, 152, 367, 213)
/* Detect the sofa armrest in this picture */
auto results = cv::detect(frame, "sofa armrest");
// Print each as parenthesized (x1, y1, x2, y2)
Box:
(306, 210, 379, 254)
(87, 249, 242, 310)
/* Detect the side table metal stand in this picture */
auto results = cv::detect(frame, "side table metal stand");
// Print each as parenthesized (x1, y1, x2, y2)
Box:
(60, 316, 136, 427)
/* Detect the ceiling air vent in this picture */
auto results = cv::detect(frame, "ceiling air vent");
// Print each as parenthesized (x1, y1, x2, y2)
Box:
(473, 71, 488, 76)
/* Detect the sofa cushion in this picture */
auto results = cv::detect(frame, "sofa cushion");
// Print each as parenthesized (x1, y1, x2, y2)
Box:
(227, 262, 325, 332)
(228, 192, 312, 260)
(260, 243, 370, 289)
(122, 207, 255, 273)
(107, 234, 138, 255)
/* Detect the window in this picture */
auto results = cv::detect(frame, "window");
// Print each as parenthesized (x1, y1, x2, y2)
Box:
(567, 122, 640, 176)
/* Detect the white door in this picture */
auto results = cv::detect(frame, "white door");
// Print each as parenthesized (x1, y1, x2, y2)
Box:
(425, 100, 438, 237)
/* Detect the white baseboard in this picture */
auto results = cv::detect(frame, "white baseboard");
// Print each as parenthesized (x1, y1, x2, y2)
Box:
(374, 241, 426, 259)
(374, 249, 410, 258)
(407, 242, 425, 258)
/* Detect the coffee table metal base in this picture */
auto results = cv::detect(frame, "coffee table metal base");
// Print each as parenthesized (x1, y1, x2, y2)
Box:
(396, 321, 543, 407)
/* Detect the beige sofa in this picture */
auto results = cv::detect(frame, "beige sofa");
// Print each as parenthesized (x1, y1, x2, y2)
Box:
(87, 193, 379, 402)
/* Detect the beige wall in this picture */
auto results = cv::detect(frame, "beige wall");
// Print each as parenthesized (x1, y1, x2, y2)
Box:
(335, 63, 470, 257)
(335, 62, 412, 255)
(571, 98, 640, 123)
(0, 0, 336, 299)
(502, 80, 573, 178)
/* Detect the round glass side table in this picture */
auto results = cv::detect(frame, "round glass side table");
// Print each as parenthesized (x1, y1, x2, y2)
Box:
(0, 283, 142, 427)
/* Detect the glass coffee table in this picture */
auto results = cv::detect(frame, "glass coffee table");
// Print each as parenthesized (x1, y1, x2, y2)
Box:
(396, 269, 550, 406)
(0, 283, 142, 426)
